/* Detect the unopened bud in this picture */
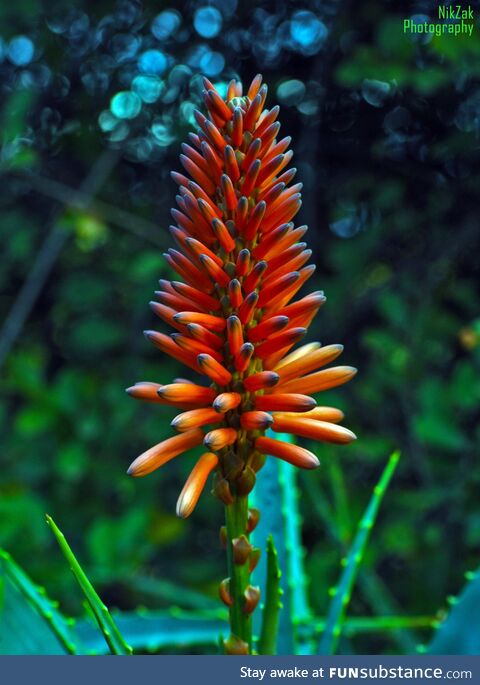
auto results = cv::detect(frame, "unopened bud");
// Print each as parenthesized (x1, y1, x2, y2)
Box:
(223, 450, 244, 481)
(247, 507, 260, 533)
(250, 451, 267, 472)
(236, 465, 256, 495)
(243, 585, 261, 614)
(224, 634, 249, 655)
(232, 534, 252, 565)
(249, 547, 261, 572)
(219, 578, 233, 607)
(212, 474, 234, 505)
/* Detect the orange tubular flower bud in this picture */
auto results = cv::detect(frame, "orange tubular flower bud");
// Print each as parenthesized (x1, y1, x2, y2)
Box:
(186, 323, 223, 350)
(128, 429, 204, 477)
(273, 406, 345, 423)
(243, 371, 279, 392)
(238, 293, 258, 325)
(213, 392, 242, 413)
(170, 281, 221, 311)
(240, 411, 274, 430)
(271, 416, 357, 444)
(234, 342, 254, 372)
(236, 249, 250, 277)
(158, 383, 216, 405)
(255, 436, 319, 469)
(171, 408, 221, 432)
(173, 312, 226, 332)
(254, 327, 306, 360)
(255, 393, 316, 413)
(228, 279, 243, 308)
(227, 316, 244, 357)
(277, 366, 358, 395)
(275, 344, 345, 384)
(212, 218, 236, 253)
(204, 428, 237, 451)
(197, 353, 232, 386)
(176, 452, 219, 518)
(200, 254, 231, 287)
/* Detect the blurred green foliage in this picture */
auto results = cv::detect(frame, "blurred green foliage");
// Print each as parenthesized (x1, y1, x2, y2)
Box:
(0, 0, 479, 654)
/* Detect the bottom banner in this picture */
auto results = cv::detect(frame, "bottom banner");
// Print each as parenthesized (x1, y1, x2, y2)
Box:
(0, 655, 478, 685)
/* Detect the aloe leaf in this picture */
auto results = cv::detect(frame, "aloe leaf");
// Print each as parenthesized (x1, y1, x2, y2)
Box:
(302, 472, 419, 653)
(75, 607, 228, 654)
(0, 549, 80, 655)
(257, 535, 282, 655)
(46, 515, 133, 655)
(428, 569, 480, 654)
(318, 451, 400, 654)
(251, 433, 313, 655)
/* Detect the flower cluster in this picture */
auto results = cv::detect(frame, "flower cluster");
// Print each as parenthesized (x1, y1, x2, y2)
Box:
(127, 74, 357, 517)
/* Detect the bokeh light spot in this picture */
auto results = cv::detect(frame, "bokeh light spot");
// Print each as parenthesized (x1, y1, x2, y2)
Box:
(110, 91, 142, 119)
(132, 75, 165, 103)
(199, 50, 225, 77)
(361, 79, 391, 108)
(7, 36, 35, 66)
(193, 6, 223, 39)
(290, 11, 327, 55)
(277, 79, 306, 106)
(151, 10, 181, 40)
(138, 49, 167, 75)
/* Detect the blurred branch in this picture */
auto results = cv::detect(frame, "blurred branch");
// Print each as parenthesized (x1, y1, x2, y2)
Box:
(0, 150, 119, 370)
(9, 170, 166, 248)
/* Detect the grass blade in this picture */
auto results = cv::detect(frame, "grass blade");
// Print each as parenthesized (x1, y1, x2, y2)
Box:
(318, 451, 400, 654)
(46, 515, 133, 655)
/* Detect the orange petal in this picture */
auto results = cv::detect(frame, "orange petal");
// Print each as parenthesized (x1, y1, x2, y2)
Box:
(227, 316, 243, 357)
(200, 254, 230, 288)
(170, 281, 221, 312)
(248, 315, 289, 343)
(172, 333, 223, 363)
(171, 408, 221, 432)
(212, 218, 236, 253)
(213, 392, 242, 413)
(204, 427, 237, 451)
(228, 279, 243, 308)
(244, 371, 279, 392)
(235, 249, 250, 277)
(240, 411, 273, 430)
(272, 406, 345, 423)
(254, 327, 306, 360)
(197, 353, 232, 386)
(255, 436, 319, 469)
(240, 159, 261, 197)
(176, 452, 219, 518)
(144, 331, 200, 373)
(278, 366, 358, 395)
(158, 383, 216, 404)
(238, 292, 259, 325)
(274, 342, 322, 370)
(127, 429, 204, 477)
(255, 393, 316, 412)
(234, 342, 254, 372)
(173, 312, 226, 332)
(272, 416, 356, 444)
(275, 344, 344, 384)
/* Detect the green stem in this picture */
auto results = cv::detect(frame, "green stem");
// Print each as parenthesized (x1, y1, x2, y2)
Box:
(225, 496, 251, 651)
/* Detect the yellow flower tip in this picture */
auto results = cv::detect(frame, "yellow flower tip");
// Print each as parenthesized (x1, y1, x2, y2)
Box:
(176, 452, 218, 518)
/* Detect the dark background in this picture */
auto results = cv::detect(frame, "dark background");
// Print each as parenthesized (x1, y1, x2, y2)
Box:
(1, 0, 479, 654)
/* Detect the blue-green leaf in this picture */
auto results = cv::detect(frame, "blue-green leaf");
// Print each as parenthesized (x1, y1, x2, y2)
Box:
(428, 569, 480, 654)
(251, 433, 313, 654)
(0, 549, 80, 655)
